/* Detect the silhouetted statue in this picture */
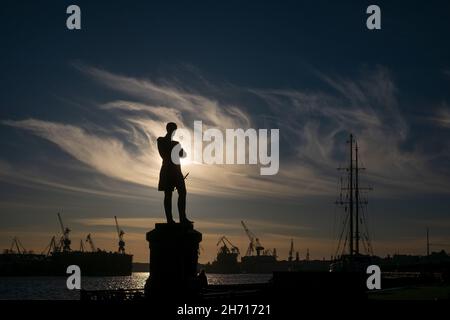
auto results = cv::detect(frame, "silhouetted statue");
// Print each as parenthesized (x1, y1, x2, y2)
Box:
(198, 269, 208, 289)
(157, 122, 192, 224)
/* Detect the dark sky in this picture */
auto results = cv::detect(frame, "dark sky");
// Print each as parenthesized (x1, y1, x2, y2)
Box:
(1, 0, 450, 262)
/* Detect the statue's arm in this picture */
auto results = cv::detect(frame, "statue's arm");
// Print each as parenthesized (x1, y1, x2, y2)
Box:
(157, 137, 165, 158)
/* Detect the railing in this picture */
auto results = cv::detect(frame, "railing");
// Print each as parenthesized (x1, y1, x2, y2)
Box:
(80, 288, 145, 301)
(80, 283, 269, 301)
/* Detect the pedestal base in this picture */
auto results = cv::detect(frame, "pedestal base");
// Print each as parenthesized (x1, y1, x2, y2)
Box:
(145, 223, 202, 298)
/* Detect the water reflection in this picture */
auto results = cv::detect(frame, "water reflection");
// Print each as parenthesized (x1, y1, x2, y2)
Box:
(0, 273, 272, 300)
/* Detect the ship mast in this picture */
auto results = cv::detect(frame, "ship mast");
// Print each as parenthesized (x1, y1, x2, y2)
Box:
(355, 140, 359, 255)
(336, 133, 371, 258)
(349, 134, 354, 256)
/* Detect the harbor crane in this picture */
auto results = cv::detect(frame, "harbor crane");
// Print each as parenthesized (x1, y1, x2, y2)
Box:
(216, 236, 240, 255)
(241, 221, 264, 256)
(41, 236, 57, 256)
(10, 237, 27, 254)
(86, 234, 97, 252)
(288, 239, 294, 262)
(57, 212, 71, 252)
(115, 216, 125, 254)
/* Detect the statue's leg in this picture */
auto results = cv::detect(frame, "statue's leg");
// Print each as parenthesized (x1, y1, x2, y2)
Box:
(164, 190, 175, 223)
(177, 183, 191, 223)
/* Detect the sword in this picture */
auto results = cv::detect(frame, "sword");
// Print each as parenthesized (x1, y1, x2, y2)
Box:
(183, 172, 190, 180)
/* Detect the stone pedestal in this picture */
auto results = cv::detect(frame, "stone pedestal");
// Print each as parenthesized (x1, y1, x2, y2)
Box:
(145, 223, 202, 298)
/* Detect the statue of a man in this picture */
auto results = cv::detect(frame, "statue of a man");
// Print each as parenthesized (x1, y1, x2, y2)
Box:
(157, 122, 192, 224)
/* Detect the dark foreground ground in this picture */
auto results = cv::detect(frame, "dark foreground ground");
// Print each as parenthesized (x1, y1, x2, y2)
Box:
(1, 271, 448, 318)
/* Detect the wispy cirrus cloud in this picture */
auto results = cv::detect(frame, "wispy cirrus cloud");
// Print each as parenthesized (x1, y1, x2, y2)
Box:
(2, 64, 450, 202)
(2, 118, 157, 186)
(429, 106, 450, 129)
(252, 67, 450, 195)
(77, 64, 252, 129)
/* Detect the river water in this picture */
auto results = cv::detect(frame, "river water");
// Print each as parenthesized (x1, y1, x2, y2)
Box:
(0, 273, 272, 300)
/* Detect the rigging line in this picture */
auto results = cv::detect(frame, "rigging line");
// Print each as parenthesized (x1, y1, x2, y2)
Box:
(360, 208, 371, 254)
(342, 232, 349, 257)
(364, 234, 371, 254)
(361, 202, 373, 251)
(332, 177, 340, 241)
(335, 188, 349, 256)
(335, 211, 349, 258)
(333, 174, 345, 241)
(333, 204, 338, 244)
(335, 220, 344, 257)
(365, 235, 373, 255)
(335, 221, 344, 257)
(358, 194, 370, 237)
(361, 235, 368, 253)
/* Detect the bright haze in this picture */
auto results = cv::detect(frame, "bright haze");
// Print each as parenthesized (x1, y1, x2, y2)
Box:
(1, 1, 450, 263)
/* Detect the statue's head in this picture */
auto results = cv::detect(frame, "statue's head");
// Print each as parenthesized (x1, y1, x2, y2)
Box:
(166, 122, 177, 135)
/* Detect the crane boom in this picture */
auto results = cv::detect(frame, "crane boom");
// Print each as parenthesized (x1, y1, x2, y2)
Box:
(57, 212, 65, 234)
(11, 237, 26, 254)
(41, 236, 57, 256)
(241, 221, 255, 256)
(216, 236, 240, 254)
(86, 234, 96, 252)
(241, 221, 264, 256)
(114, 216, 121, 237)
(57, 212, 71, 252)
(216, 235, 225, 247)
(241, 221, 254, 241)
(114, 216, 125, 253)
